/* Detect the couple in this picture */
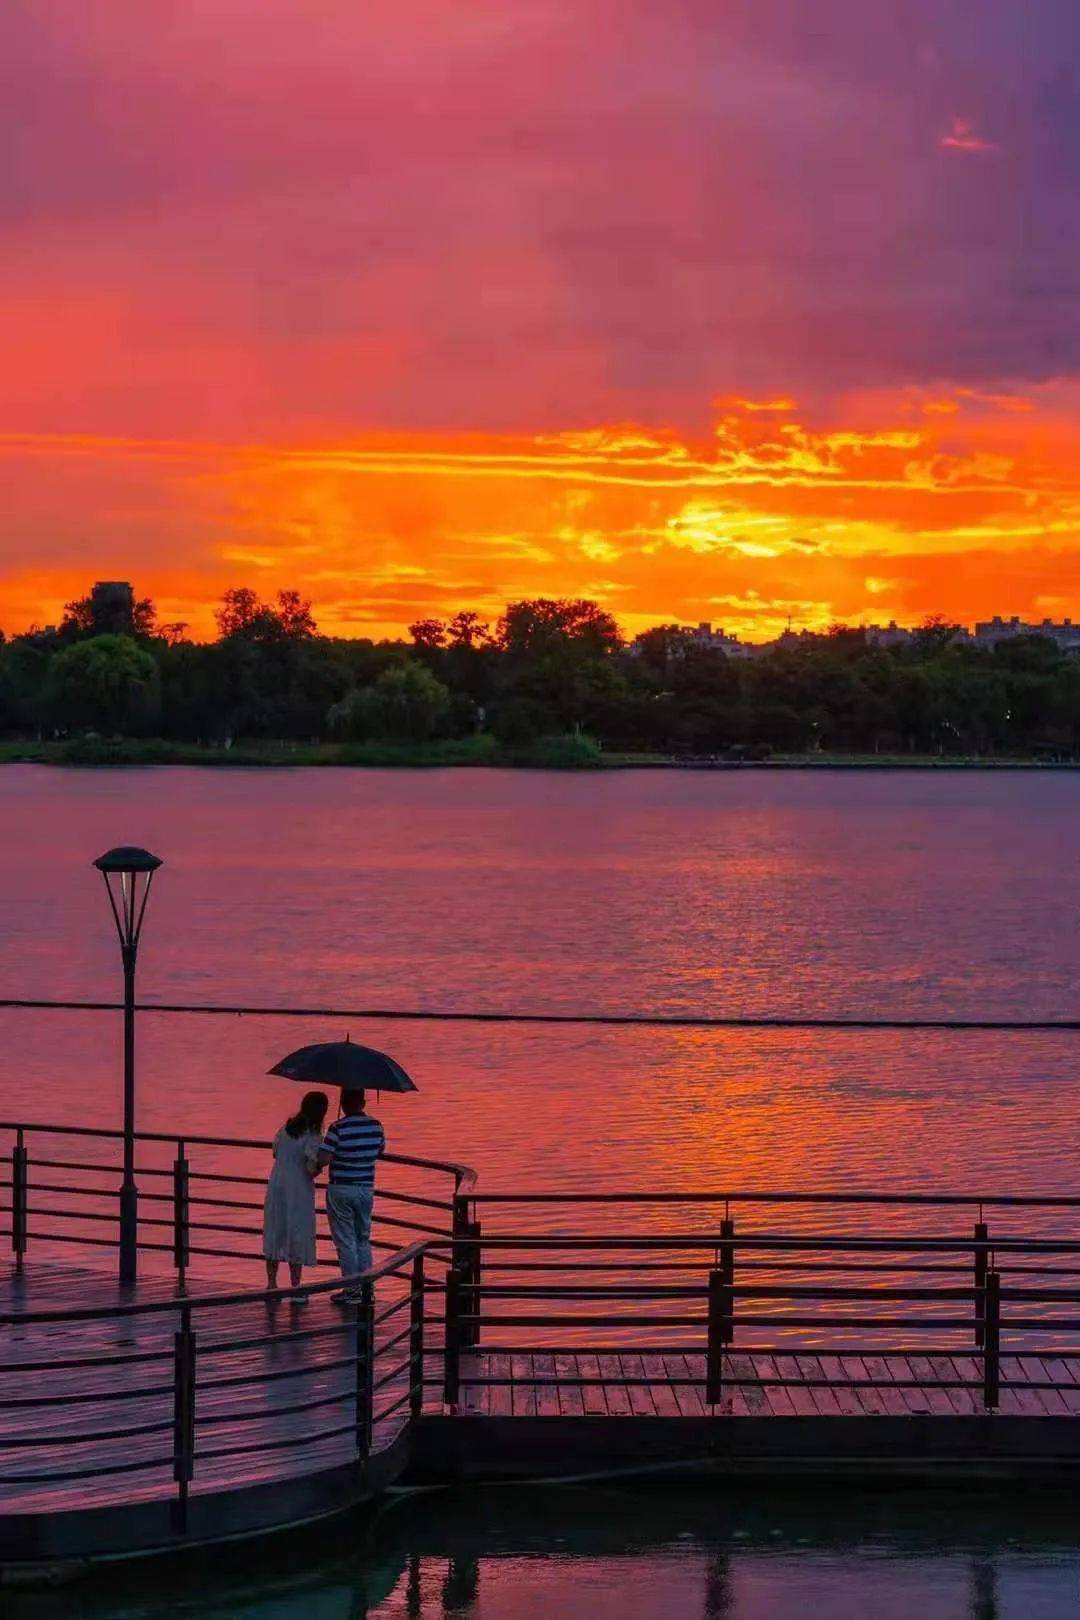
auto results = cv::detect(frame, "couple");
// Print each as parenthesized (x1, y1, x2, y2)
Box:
(262, 1087, 384, 1304)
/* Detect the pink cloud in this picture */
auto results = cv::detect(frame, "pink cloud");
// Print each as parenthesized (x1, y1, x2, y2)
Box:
(940, 117, 998, 154)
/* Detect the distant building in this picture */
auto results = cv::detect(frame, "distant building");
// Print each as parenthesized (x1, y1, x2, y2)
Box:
(626, 621, 753, 660)
(974, 615, 1080, 654)
(628, 614, 1080, 661)
(685, 621, 753, 658)
(864, 621, 915, 649)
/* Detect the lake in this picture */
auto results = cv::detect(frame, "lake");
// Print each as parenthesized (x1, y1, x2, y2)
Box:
(3, 764, 1078, 1196)
(30, 1484, 1080, 1619)
(5, 764, 1080, 1618)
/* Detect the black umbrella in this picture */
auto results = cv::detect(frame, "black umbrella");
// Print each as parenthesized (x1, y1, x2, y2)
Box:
(268, 1036, 418, 1093)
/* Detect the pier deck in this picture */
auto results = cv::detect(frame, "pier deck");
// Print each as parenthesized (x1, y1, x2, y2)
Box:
(0, 1263, 388, 1515)
(456, 1350, 1080, 1419)
(7, 1119, 1080, 1566)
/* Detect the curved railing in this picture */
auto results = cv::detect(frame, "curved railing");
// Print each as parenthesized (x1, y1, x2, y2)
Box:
(0, 1242, 440, 1535)
(5, 1145, 1080, 1551)
(0, 1120, 473, 1542)
(0, 1119, 474, 1283)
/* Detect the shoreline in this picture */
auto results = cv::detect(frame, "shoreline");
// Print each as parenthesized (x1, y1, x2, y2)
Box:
(1, 740, 1079, 771)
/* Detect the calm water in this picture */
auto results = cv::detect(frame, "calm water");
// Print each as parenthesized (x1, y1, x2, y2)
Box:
(6, 765, 1080, 1616)
(2, 764, 1078, 1194)
(22, 1486, 1080, 1618)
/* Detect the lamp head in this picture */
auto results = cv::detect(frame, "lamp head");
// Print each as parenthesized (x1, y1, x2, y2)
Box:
(94, 847, 163, 876)
(94, 847, 163, 950)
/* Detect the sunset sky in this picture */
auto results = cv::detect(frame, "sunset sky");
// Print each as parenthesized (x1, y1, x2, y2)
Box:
(1, 1, 1078, 642)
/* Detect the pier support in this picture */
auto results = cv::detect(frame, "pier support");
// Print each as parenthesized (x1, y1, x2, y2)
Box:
(974, 1221, 988, 1349)
(983, 1270, 1001, 1410)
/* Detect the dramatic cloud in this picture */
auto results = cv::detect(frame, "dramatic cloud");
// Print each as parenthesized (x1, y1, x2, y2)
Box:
(2, 380, 1078, 639)
(0, 0, 1077, 629)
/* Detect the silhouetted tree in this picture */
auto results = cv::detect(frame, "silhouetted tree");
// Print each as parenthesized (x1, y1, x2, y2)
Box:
(6, 580, 1080, 758)
(329, 662, 454, 743)
(45, 635, 160, 734)
(62, 582, 156, 640)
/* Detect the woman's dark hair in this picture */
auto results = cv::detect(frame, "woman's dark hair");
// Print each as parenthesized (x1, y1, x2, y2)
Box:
(285, 1091, 329, 1137)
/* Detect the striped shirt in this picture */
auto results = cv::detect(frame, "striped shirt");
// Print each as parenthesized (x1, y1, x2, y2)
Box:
(322, 1113, 385, 1186)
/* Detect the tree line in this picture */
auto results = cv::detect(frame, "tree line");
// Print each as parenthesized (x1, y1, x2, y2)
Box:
(3, 580, 1080, 758)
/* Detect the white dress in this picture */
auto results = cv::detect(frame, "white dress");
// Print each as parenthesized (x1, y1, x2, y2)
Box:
(262, 1127, 323, 1264)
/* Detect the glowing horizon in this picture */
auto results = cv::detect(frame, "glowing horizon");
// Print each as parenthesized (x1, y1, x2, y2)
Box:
(0, 2, 1076, 637)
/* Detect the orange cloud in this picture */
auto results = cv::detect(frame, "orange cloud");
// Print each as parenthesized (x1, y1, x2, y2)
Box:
(0, 382, 1078, 645)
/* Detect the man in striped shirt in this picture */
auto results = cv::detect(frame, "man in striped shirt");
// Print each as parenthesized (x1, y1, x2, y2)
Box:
(318, 1090, 386, 1304)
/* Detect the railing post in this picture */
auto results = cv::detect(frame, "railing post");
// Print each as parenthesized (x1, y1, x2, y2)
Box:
(466, 1219, 482, 1351)
(172, 1305, 196, 1531)
(973, 1220, 988, 1349)
(410, 1252, 425, 1421)
(11, 1128, 28, 1269)
(982, 1269, 1000, 1411)
(719, 1217, 735, 1344)
(706, 1267, 725, 1405)
(452, 1192, 479, 1352)
(355, 1279, 375, 1455)
(173, 1140, 190, 1291)
(444, 1265, 462, 1408)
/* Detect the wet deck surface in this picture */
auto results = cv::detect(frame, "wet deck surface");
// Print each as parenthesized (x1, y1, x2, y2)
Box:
(458, 1350, 1080, 1418)
(0, 1262, 411, 1515)
(4, 1262, 1080, 1523)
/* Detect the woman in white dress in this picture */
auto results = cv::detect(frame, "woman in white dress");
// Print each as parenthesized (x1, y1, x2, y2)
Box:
(263, 1090, 329, 1293)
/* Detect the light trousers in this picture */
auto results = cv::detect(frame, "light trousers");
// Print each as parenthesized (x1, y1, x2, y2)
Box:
(326, 1183, 374, 1279)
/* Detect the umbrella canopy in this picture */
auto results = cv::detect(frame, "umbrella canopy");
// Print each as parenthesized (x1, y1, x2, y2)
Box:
(268, 1038, 417, 1093)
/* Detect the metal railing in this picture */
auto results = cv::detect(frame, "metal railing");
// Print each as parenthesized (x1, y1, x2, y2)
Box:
(0, 1243, 436, 1526)
(0, 1120, 472, 1524)
(5, 1171, 1080, 1529)
(0, 1120, 474, 1283)
(438, 1190, 1080, 1413)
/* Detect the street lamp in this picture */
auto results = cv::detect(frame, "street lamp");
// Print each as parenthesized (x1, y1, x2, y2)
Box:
(94, 845, 163, 1286)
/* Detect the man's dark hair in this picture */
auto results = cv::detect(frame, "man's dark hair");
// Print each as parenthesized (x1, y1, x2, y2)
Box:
(341, 1089, 366, 1115)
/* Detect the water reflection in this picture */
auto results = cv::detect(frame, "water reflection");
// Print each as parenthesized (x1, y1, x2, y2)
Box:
(2, 767, 1079, 1204)
(23, 1485, 1080, 1619)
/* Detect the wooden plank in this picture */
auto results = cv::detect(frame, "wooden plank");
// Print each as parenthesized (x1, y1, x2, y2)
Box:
(641, 1353, 681, 1417)
(620, 1353, 657, 1417)
(577, 1352, 609, 1416)
(842, 1355, 886, 1416)
(459, 1353, 487, 1415)
(596, 1353, 632, 1416)
(486, 1353, 513, 1418)
(1017, 1356, 1071, 1417)
(1000, 1355, 1044, 1418)
(861, 1355, 909, 1416)
(929, 1354, 977, 1416)
(950, 1354, 988, 1415)
(771, 1353, 819, 1418)
(554, 1354, 585, 1417)
(907, 1354, 959, 1417)
(664, 1353, 705, 1418)
(533, 1353, 561, 1417)
(510, 1354, 537, 1417)
(797, 1355, 844, 1417)
(728, 1353, 770, 1416)
(883, 1355, 930, 1416)
(818, 1354, 864, 1417)
(1041, 1356, 1080, 1414)
(755, 1354, 797, 1417)
(717, 1355, 751, 1417)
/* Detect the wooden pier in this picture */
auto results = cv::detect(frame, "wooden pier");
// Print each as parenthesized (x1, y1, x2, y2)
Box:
(5, 1120, 1080, 1568)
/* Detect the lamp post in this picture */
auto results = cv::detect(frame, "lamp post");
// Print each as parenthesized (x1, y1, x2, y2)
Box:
(94, 846, 163, 1286)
